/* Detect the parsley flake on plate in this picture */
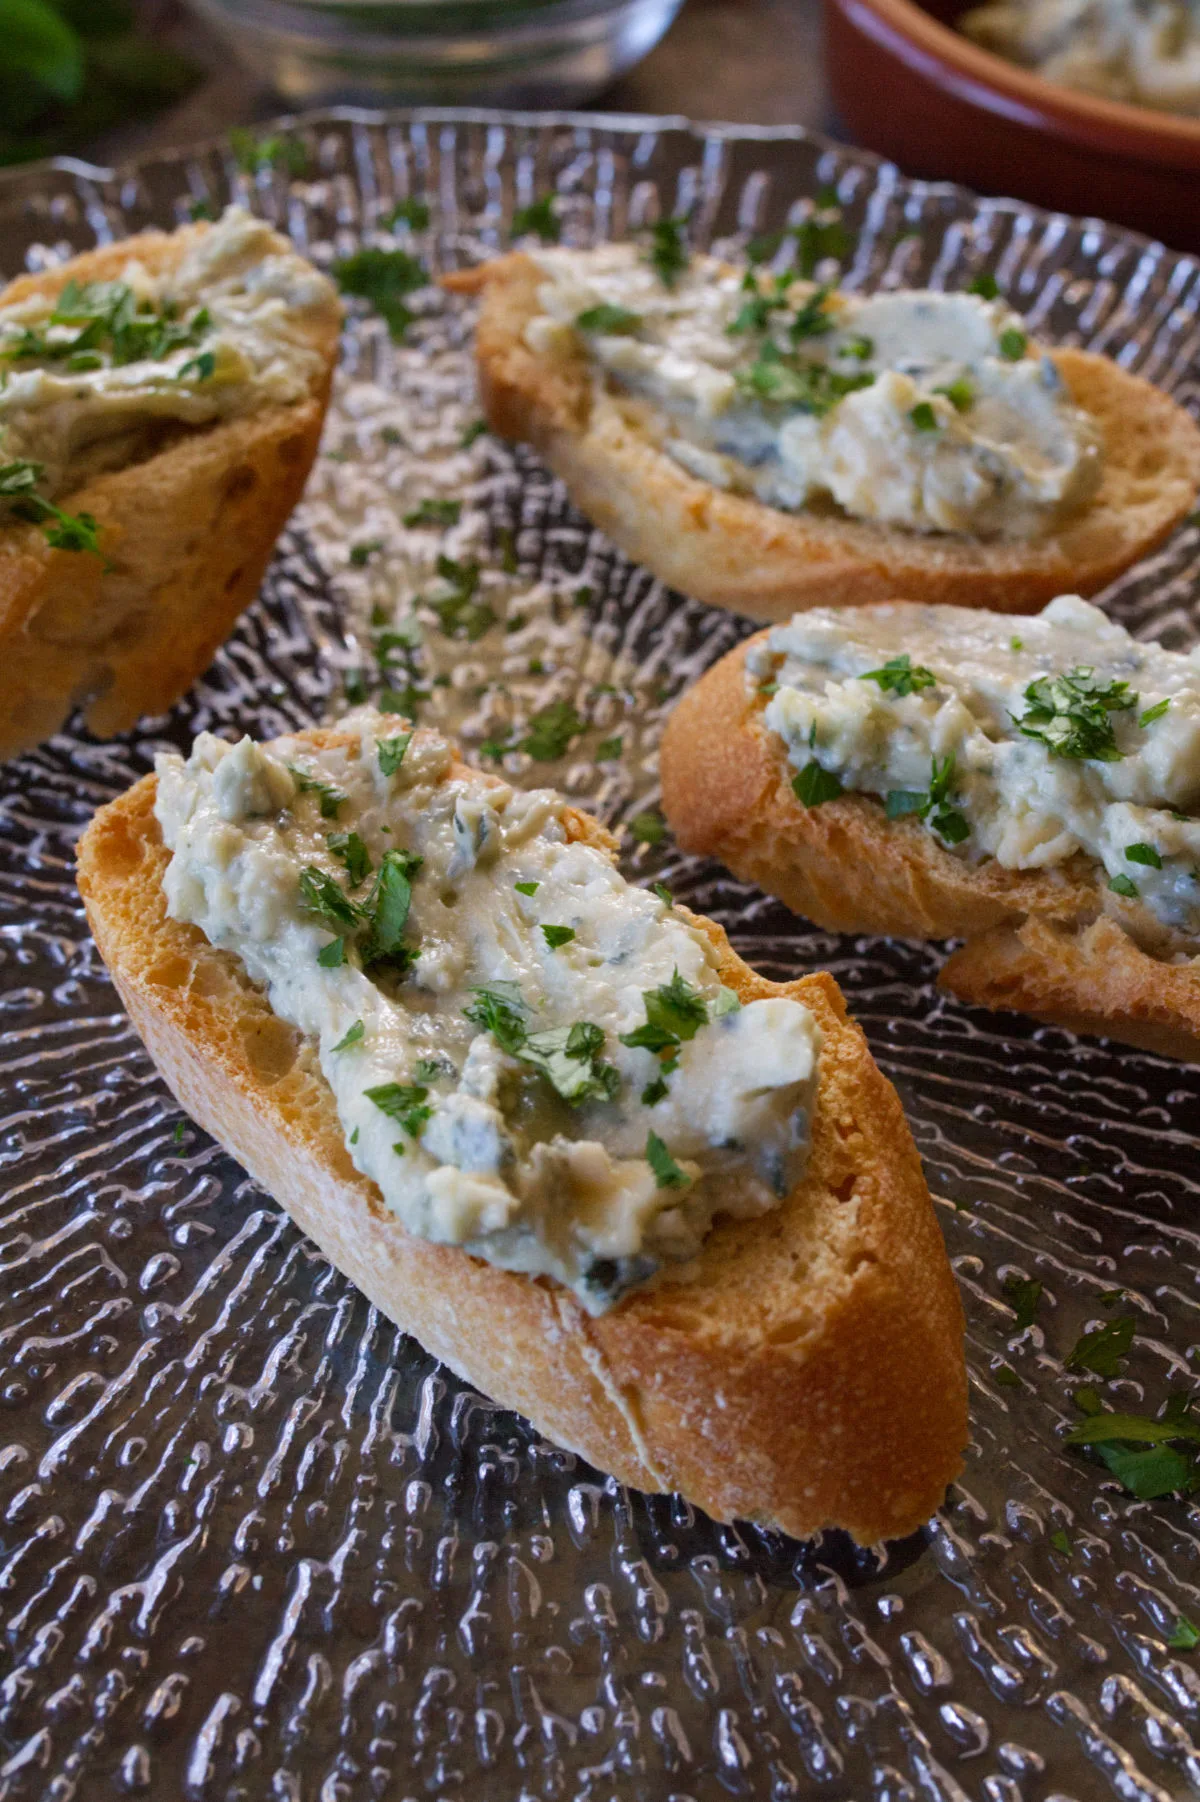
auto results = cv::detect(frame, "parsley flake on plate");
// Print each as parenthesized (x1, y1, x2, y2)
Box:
(647, 217, 689, 287)
(511, 194, 560, 242)
(1015, 666, 1137, 761)
(332, 247, 427, 341)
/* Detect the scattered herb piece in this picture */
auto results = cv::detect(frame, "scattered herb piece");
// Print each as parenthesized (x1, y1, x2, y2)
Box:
(497, 526, 519, 574)
(511, 194, 560, 242)
(377, 731, 413, 778)
(1109, 873, 1139, 899)
(332, 246, 426, 340)
(999, 327, 1028, 360)
(1011, 637, 1024, 652)
(1050, 1528, 1072, 1555)
(541, 924, 576, 950)
(414, 1055, 455, 1082)
(177, 351, 215, 383)
(0, 457, 102, 557)
(385, 197, 430, 232)
(299, 865, 362, 934)
(332, 1020, 365, 1053)
(172, 1121, 185, 1144)
(793, 210, 853, 278)
(365, 1081, 431, 1140)
(652, 882, 673, 907)
(327, 831, 372, 887)
(737, 344, 874, 415)
(647, 216, 689, 287)
(1005, 1275, 1043, 1330)
(842, 334, 874, 361)
(521, 700, 584, 761)
(646, 1131, 689, 1189)
(230, 129, 307, 176)
(426, 554, 493, 642)
(792, 763, 843, 807)
(288, 765, 347, 821)
(1126, 842, 1162, 869)
(1139, 698, 1171, 727)
(188, 199, 215, 222)
(862, 653, 937, 697)
(403, 497, 461, 529)
(1014, 666, 1136, 762)
(1066, 1314, 1136, 1378)
(464, 981, 529, 1055)
(995, 1365, 1020, 1388)
(461, 419, 488, 448)
(789, 285, 834, 341)
(909, 401, 939, 432)
(574, 585, 593, 609)
(885, 753, 969, 845)
(629, 811, 667, 846)
(968, 273, 1000, 298)
(514, 880, 540, 897)
(1169, 1616, 1200, 1651)
(576, 303, 642, 334)
(620, 971, 709, 1064)
(641, 1075, 669, 1107)
(518, 1021, 620, 1104)
(350, 539, 384, 567)
(361, 849, 422, 972)
(317, 938, 346, 968)
(933, 378, 974, 412)
(596, 736, 623, 762)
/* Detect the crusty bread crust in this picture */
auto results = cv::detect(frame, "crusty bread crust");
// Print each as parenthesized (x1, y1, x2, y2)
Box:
(448, 253, 1200, 621)
(660, 635, 1200, 1060)
(76, 729, 968, 1544)
(0, 226, 340, 759)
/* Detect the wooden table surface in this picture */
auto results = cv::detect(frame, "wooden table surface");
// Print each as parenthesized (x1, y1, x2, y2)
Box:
(82, 0, 836, 171)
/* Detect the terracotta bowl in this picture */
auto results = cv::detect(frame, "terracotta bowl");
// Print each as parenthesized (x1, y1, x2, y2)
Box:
(823, 0, 1200, 253)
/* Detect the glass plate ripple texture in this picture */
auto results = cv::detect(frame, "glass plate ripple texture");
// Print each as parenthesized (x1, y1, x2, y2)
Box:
(1, 108, 1200, 1802)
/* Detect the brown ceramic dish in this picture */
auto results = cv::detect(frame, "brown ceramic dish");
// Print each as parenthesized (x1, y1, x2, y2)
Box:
(823, 0, 1200, 253)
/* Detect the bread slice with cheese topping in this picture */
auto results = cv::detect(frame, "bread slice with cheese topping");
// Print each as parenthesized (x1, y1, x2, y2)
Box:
(76, 723, 968, 1544)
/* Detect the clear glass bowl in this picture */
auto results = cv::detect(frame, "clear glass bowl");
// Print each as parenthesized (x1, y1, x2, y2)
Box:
(185, 0, 688, 106)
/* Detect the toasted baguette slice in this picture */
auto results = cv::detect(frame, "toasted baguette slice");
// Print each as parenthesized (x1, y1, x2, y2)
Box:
(660, 635, 1200, 1062)
(77, 728, 968, 1544)
(0, 226, 340, 760)
(447, 253, 1200, 622)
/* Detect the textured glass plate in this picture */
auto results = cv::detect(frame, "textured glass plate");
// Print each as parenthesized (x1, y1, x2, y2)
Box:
(2, 108, 1200, 1802)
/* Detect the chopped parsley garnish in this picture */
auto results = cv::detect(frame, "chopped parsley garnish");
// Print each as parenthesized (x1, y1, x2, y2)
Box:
(1066, 1314, 1136, 1378)
(967, 273, 1000, 299)
(288, 765, 347, 820)
(1126, 842, 1162, 869)
(788, 285, 834, 341)
(653, 882, 673, 907)
(177, 351, 215, 383)
(861, 653, 937, 697)
(426, 554, 493, 642)
(1065, 1394, 1200, 1499)
(629, 810, 667, 846)
(736, 343, 874, 414)
(365, 1082, 431, 1140)
(641, 1075, 669, 1107)
(377, 731, 413, 777)
(317, 939, 346, 969)
(512, 195, 561, 242)
(514, 880, 540, 896)
(646, 1131, 688, 1189)
(620, 970, 709, 1064)
(414, 1055, 455, 1082)
(403, 497, 461, 529)
(0, 457, 103, 558)
(349, 540, 384, 567)
(385, 197, 430, 232)
(792, 763, 843, 807)
(540, 924, 575, 949)
(885, 753, 969, 845)
(497, 526, 519, 573)
(998, 327, 1027, 360)
(332, 247, 426, 341)
(909, 401, 938, 432)
(1050, 1528, 1072, 1555)
(230, 129, 308, 175)
(172, 1120, 186, 1144)
(464, 981, 528, 1055)
(362, 849, 422, 972)
(595, 736, 623, 762)
(933, 378, 974, 412)
(331, 1020, 365, 1053)
(793, 211, 853, 279)
(1109, 873, 1139, 898)
(576, 304, 642, 334)
(299, 865, 361, 934)
(518, 1022, 620, 1104)
(1014, 666, 1136, 762)
(522, 700, 585, 761)
(461, 419, 488, 448)
(1004, 1275, 1042, 1330)
(1169, 1617, 1200, 1652)
(842, 334, 874, 361)
(1139, 698, 1171, 727)
(647, 217, 689, 287)
(327, 831, 372, 887)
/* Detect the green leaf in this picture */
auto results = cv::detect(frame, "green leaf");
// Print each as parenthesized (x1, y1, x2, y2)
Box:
(652, 882, 673, 907)
(363, 848, 422, 969)
(999, 327, 1028, 361)
(792, 213, 852, 278)
(331, 1019, 364, 1053)
(620, 970, 709, 1057)
(461, 419, 488, 448)
(1126, 842, 1162, 869)
(317, 937, 346, 968)
(641, 1075, 669, 1107)
(288, 765, 346, 821)
(521, 700, 584, 761)
(403, 497, 461, 528)
(414, 1055, 455, 1082)
(594, 736, 623, 763)
(463, 982, 529, 1055)
(647, 217, 689, 287)
(1050, 1528, 1072, 1555)
(576, 303, 642, 334)
(1168, 1616, 1200, 1651)
(377, 731, 413, 778)
(1109, 873, 1139, 899)
(968, 273, 1000, 299)
(540, 924, 575, 949)
(1015, 666, 1136, 762)
(511, 194, 560, 242)
(629, 811, 667, 846)
(298, 865, 361, 934)
(1095, 1442, 1194, 1499)
(0, 0, 84, 102)
(514, 880, 540, 896)
(364, 1081, 431, 1139)
(385, 197, 430, 232)
(1004, 1275, 1043, 1330)
(350, 539, 384, 567)
(861, 653, 937, 697)
(517, 1021, 619, 1105)
(792, 763, 843, 807)
(332, 247, 426, 340)
(177, 352, 215, 383)
(646, 1131, 689, 1189)
(326, 831, 372, 888)
(909, 401, 939, 432)
(1139, 698, 1170, 728)
(933, 378, 974, 412)
(1066, 1314, 1136, 1378)
(886, 788, 927, 818)
(1066, 1410, 1200, 1448)
(41, 504, 101, 556)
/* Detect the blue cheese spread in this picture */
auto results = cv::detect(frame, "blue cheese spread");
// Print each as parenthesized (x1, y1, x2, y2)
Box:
(155, 715, 823, 1312)
(0, 206, 339, 500)
(962, 0, 1200, 117)
(748, 595, 1200, 938)
(524, 245, 1102, 538)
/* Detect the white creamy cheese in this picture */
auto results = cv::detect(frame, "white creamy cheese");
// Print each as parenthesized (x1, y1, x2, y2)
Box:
(749, 596, 1200, 939)
(0, 206, 340, 498)
(525, 245, 1102, 538)
(962, 0, 1200, 116)
(155, 714, 823, 1312)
